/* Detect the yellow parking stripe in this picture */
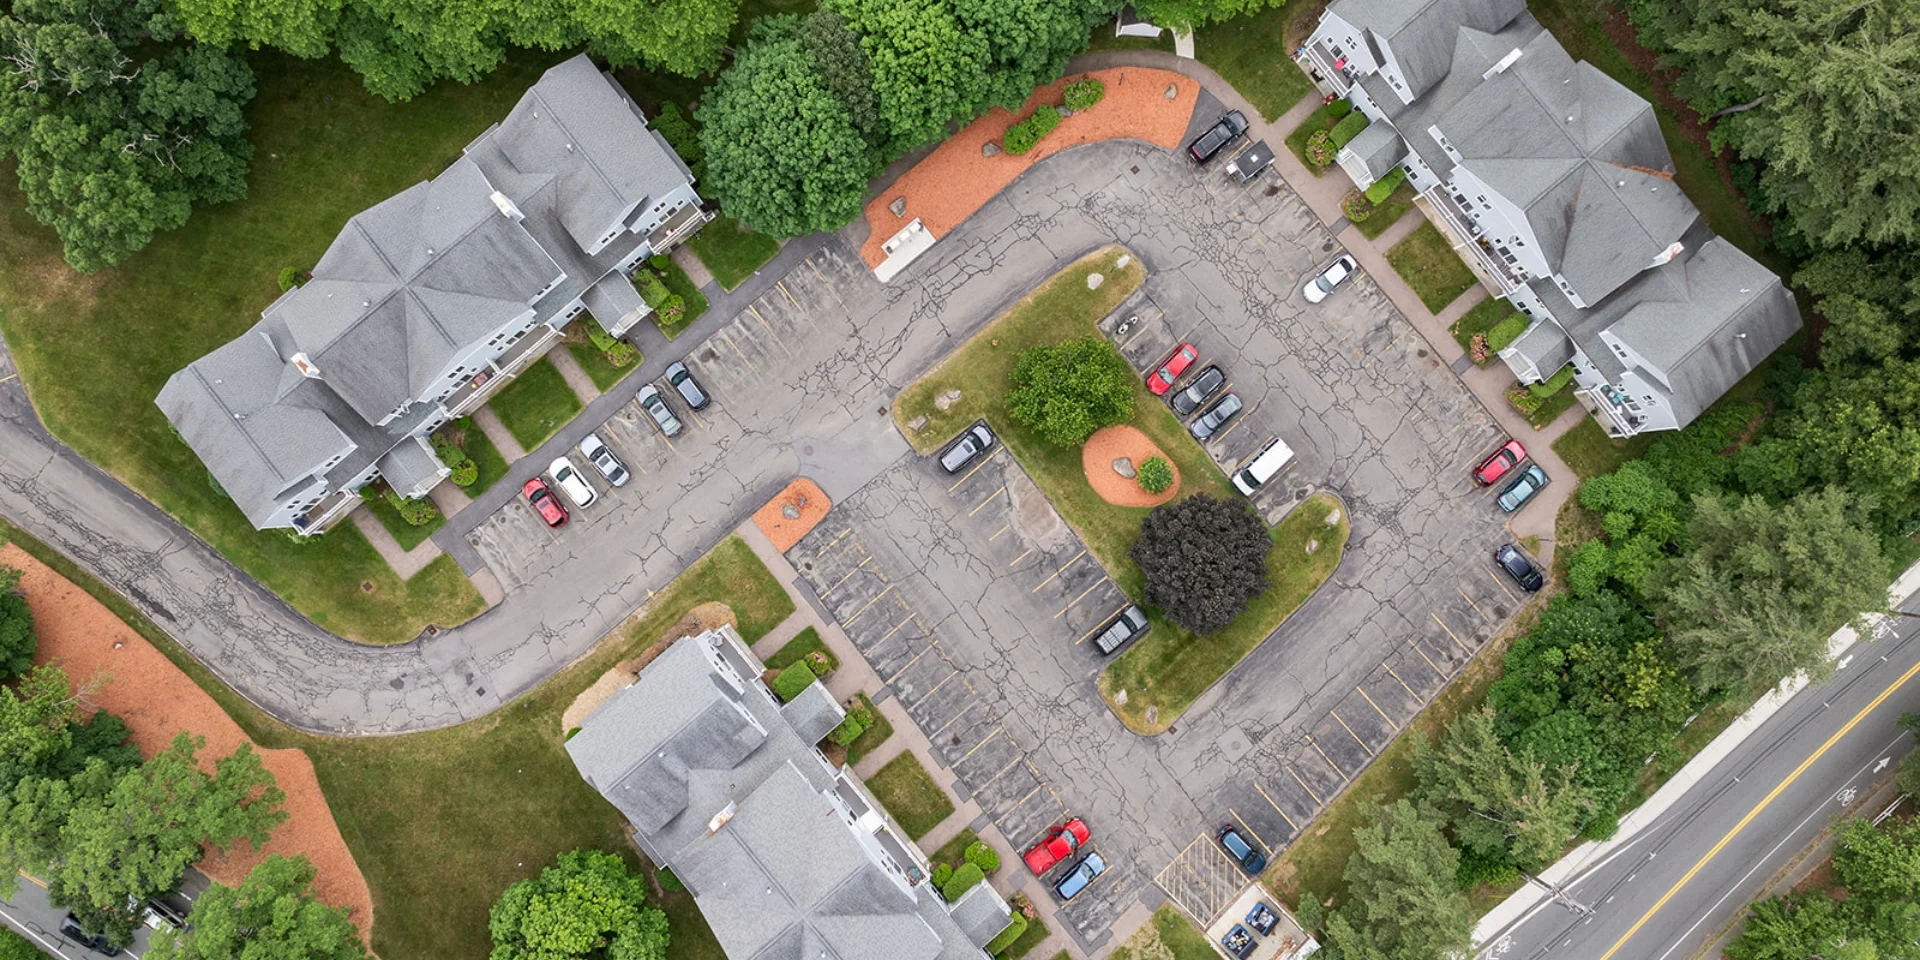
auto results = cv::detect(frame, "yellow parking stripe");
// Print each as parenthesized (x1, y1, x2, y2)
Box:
(819, 555, 873, 598)
(1287, 766, 1325, 806)
(987, 523, 1010, 542)
(1055, 579, 1109, 619)
(1487, 568, 1519, 604)
(1430, 611, 1473, 654)
(1383, 663, 1420, 700)
(1229, 808, 1273, 851)
(947, 446, 1002, 492)
(958, 729, 1004, 763)
(1307, 734, 1350, 780)
(1030, 549, 1086, 593)
(1008, 547, 1034, 568)
(1329, 710, 1371, 751)
(1254, 781, 1298, 831)
(812, 527, 853, 557)
(970, 486, 1006, 516)
(1408, 639, 1446, 677)
(844, 583, 897, 625)
(1458, 587, 1490, 622)
(1355, 685, 1400, 731)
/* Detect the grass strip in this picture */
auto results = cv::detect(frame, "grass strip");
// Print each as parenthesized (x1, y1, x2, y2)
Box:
(1386, 222, 1479, 313)
(864, 753, 955, 840)
(846, 692, 895, 764)
(762, 625, 836, 672)
(363, 492, 444, 553)
(686, 214, 780, 291)
(487, 357, 585, 451)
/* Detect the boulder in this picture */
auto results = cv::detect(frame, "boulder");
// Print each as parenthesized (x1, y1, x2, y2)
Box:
(1087, 273, 1105, 290)
(1116, 255, 1131, 269)
(906, 415, 928, 431)
(934, 390, 963, 412)
(889, 197, 907, 217)
(1112, 457, 1136, 478)
(1165, 83, 1179, 99)
(982, 141, 1001, 157)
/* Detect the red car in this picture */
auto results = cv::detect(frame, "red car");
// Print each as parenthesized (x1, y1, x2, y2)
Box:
(524, 477, 569, 527)
(1473, 439, 1528, 487)
(1023, 818, 1091, 874)
(1147, 344, 1199, 395)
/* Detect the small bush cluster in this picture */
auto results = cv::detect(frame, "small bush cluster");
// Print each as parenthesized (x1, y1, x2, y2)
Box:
(1329, 110, 1370, 148)
(1484, 311, 1530, 351)
(1529, 364, 1576, 398)
(828, 696, 876, 746)
(1327, 98, 1353, 118)
(1342, 192, 1373, 223)
(1003, 105, 1061, 155)
(1470, 332, 1491, 364)
(656, 866, 686, 892)
(383, 488, 441, 527)
(432, 438, 479, 487)
(932, 863, 953, 887)
(984, 914, 1029, 954)
(771, 662, 816, 703)
(1137, 456, 1173, 494)
(1063, 77, 1105, 112)
(1365, 166, 1408, 203)
(1304, 130, 1335, 167)
(964, 841, 1000, 873)
(277, 266, 304, 291)
(1507, 385, 1547, 416)
(652, 102, 705, 180)
(583, 318, 639, 367)
(941, 862, 984, 901)
(805, 651, 833, 677)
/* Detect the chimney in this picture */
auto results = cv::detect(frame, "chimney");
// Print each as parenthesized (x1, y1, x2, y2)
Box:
(1482, 48, 1523, 80)
(1648, 241, 1685, 268)
(490, 190, 524, 222)
(707, 801, 738, 834)
(290, 352, 322, 380)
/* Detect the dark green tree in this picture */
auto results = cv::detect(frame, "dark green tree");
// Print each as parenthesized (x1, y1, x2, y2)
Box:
(796, 9, 880, 138)
(955, 0, 1104, 111)
(1726, 894, 1873, 960)
(1129, 494, 1270, 635)
(1318, 800, 1472, 960)
(571, 0, 739, 78)
(0, 566, 33, 680)
(171, 0, 343, 57)
(1128, 0, 1272, 31)
(1900, 713, 1920, 798)
(147, 854, 368, 960)
(1413, 708, 1594, 870)
(1005, 336, 1135, 447)
(489, 849, 668, 960)
(698, 17, 879, 238)
(826, 0, 988, 154)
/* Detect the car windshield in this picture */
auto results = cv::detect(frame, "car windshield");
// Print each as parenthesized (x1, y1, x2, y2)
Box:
(1223, 832, 1249, 857)
(1315, 274, 1336, 292)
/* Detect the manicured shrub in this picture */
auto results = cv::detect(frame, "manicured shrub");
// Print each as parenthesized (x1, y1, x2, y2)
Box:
(964, 841, 1000, 873)
(1342, 192, 1373, 223)
(1063, 78, 1105, 112)
(1329, 110, 1370, 148)
(1137, 456, 1173, 494)
(657, 867, 686, 892)
(984, 914, 1028, 954)
(806, 651, 833, 677)
(432, 438, 479, 487)
(932, 863, 954, 887)
(1003, 105, 1061, 155)
(1365, 166, 1408, 204)
(1484, 311, 1530, 351)
(941, 862, 984, 901)
(1529, 364, 1575, 398)
(828, 711, 870, 746)
(658, 294, 687, 324)
(635, 270, 671, 303)
(1326, 98, 1353, 118)
(277, 266, 303, 291)
(1305, 130, 1335, 167)
(383, 489, 441, 526)
(583, 317, 639, 367)
(771, 661, 816, 703)
(649, 254, 671, 272)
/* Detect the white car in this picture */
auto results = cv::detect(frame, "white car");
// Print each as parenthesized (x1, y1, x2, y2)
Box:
(548, 456, 598, 510)
(1303, 254, 1358, 303)
(577, 432, 629, 487)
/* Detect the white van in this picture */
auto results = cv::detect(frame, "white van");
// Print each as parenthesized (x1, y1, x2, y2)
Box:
(1232, 436, 1295, 496)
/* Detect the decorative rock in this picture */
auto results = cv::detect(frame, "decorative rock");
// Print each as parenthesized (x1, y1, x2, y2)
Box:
(1112, 457, 1136, 479)
(1115, 689, 1128, 705)
(1326, 508, 1342, 526)
(982, 141, 1001, 158)
(781, 502, 801, 520)
(889, 197, 907, 217)
(1087, 273, 1105, 290)
(906, 415, 928, 431)
(1306, 538, 1319, 554)
(934, 389, 963, 412)
(1165, 83, 1179, 99)
(1116, 255, 1131, 269)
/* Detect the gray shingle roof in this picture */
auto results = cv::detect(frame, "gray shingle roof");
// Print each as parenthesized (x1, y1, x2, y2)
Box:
(1507, 315, 1574, 377)
(582, 272, 649, 333)
(779, 681, 846, 746)
(949, 883, 1014, 948)
(1344, 122, 1408, 180)
(1330, 0, 1526, 98)
(376, 437, 444, 495)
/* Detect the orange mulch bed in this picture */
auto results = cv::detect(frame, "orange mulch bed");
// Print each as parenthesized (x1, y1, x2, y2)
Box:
(860, 67, 1200, 268)
(1082, 425, 1180, 507)
(752, 477, 831, 551)
(3, 545, 374, 941)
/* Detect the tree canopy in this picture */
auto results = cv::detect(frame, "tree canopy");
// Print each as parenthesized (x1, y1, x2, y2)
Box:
(147, 855, 369, 960)
(1129, 494, 1270, 635)
(1414, 708, 1593, 872)
(0, 566, 34, 681)
(489, 849, 668, 960)
(1005, 336, 1136, 447)
(1315, 800, 1473, 960)
(1727, 814, 1920, 960)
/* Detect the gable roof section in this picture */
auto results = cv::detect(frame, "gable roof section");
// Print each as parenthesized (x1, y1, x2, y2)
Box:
(1330, 0, 1526, 98)
(949, 883, 1014, 948)
(1603, 237, 1796, 406)
(779, 681, 847, 747)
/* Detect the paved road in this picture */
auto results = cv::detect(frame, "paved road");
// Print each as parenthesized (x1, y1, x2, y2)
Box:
(1477, 598, 1920, 960)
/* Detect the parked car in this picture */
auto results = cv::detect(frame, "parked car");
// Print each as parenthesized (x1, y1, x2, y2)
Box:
(548, 457, 598, 510)
(142, 898, 188, 931)
(1190, 393, 1243, 440)
(1473, 438, 1527, 487)
(1496, 463, 1549, 512)
(1053, 851, 1107, 900)
(1221, 924, 1257, 960)
(1169, 365, 1225, 417)
(577, 432, 630, 487)
(1188, 109, 1249, 164)
(1023, 818, 1091, 874)
(1303, 254, 1358, 303)
(940, 423, 997, 474)
(664, 361, 709, 410)
(1217, 825, 1267, 875)
(636, 384, 683, 437)
(523, 477, 568, 528)
(1147, 343, 1199, 395)
(1092, 605, 1149, 656)
(1495, 543, 1544, 592)
(60, 914, 121, 956)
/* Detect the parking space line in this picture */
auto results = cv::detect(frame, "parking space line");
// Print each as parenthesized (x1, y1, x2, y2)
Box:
(1287, 766, 1325, 806)
(1383, 662, 1421, 699)
(981, 754, 1028, 788)
(931, 700, 981, 737)
(777, 280, 802, 310)
(1488, 569, 1519, 604)
(957, 728, 1004, 763)
(1030, 549, 1086, 593)
(1077, 602, 1132, 644)
(969, 486, 1006, 516)
(1212, 399, 1263, 445)
(819, 555, 873, 598)
(987, 523, 1011, 542)
(813, 528, 853, 558)
(1253, 781, 1298, 830)
(1004, 783, 1048, 821)
(1229, 808, 1274, 852)
(746, 304, 792, 357)
(1430, 611, 1473, 655)
(878, 613, 917, 643)
(1054, 578, 1109, 619)
(884, 638, 937, 684)
(1307, 734, 1351, 780)
(1008, 547, 1034, 568)
(1407, 638, 1446, 677)
(1458, 587, 1491, 622)
(947, 447, 1004, 492)
(722, 331, 751, 364)
(921, 666, 961, 699)
(1329, 710, 1372, 751)
(844, 583, 897, 625)
(1355, 686, 1400, 731)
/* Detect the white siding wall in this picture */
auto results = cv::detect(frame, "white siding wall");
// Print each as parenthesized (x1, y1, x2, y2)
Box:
(1443, 167, 1549, 279)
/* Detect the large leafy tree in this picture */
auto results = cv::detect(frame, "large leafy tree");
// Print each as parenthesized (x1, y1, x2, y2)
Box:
(1653, 487, 1887, 693)
(1414, 708, 1594, 871)
(147, 854, 369, 960)
(0, 0, 257, 273)
(797, 9, 880, 139)
(698, 16, 879, 238)
(0, 565, 33, 681)
(827, 0, 988, 154)
(1128, 0, 1275, 31)
(955, 0, 1105, 111)
(1900, 713, 1920, 798)
(1316, 800, 1472, 960)
(489, 849, 668, 960)
(568, 0, 738, 78)
(1005, 336, 1135, 447)
(1129, 494, 1270, 635)
(171, 0, 343, 57)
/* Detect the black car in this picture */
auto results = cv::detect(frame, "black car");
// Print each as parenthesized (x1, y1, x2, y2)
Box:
(1495, 543, 1544, 592)
(1092, 605, 1149, 655)
(60, 914, 121, 956)
(1217, 825, 1267, 875)
(1190, 393, 1243, 440)
(1188, 110, 1250, 164)
(940, 423, 997, 473)
(664, 361, 709, 410)
(1169, 365, 1225, 417)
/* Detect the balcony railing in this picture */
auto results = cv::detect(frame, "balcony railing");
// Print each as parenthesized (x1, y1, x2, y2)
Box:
(1418, 194, 1524, 295)
(1576, 386, 1644, 438)
(1296, 40, 1357, 95)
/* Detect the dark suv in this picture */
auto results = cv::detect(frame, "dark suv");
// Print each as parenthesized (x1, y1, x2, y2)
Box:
(1188, 110, 1250, 164)
(1170, 365, 1225, 417)
(1092, 605, 1149, 655)
(60, 914, 121, 956)
(1495, 544, 1544, 592)
(1217, 826, 1267, 875)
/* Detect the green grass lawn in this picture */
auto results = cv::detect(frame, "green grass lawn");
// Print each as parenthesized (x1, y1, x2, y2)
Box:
(363, 493, 444, 552)
(0, 926, 39, 960)
(1553, 418, 1653, 478)
(1386, 222, 1480, 313)
(655, 258, 710, 339)
(762, 625, 836, 672)
(998, 913, 1052, 959)
(1513, 380, 1579, 429)
(1448, 295, 1516, 365)
(1353, 182, 1415, 240)
(1101, 493, 1349, 733)
(563, 339, 636, 393)
(488, 357, 584, 451)
(864, 753, 955, 840)
(687, 214, 781, 291)
(438, 418, 511, 496)
(1110, 906, 1219, 960)
(1196, 3, 1317, 121)
(846, 691, 894, 764)
(0, 518, 788, 960)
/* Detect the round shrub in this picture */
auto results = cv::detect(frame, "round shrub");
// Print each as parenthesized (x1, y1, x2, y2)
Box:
(1327, 98, 1353, 118)
(1003, 105, 1061, 155)
(383, 488, 442, 526)
(659, 294, 687, 323)
(1305, 130, 1335, 167)
(770, 661, 816, 703)
(941, 863, 984, 901)
(1130, 494, 1271, 635)
(1063, 78, 1105, 112)
(932, 863, 953, 887)
(964, 841, 1000, 873)
(650, 254, 671, 272)
(806, 651, 833, 677)
(657, 867, 686, 892)
(1342, 192, 1373, 223)
(277, 266, 303, 291)
(1137, 456, 1173, 494)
